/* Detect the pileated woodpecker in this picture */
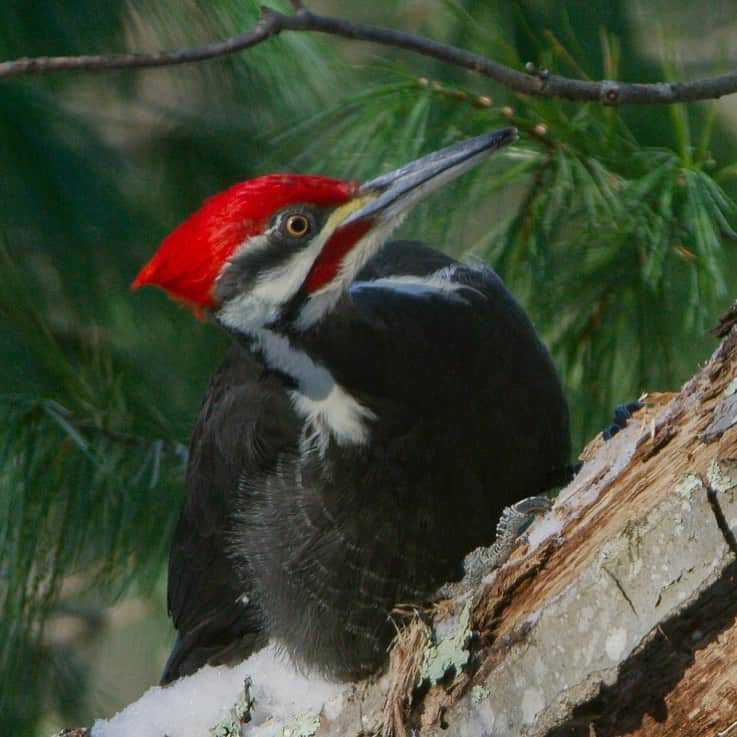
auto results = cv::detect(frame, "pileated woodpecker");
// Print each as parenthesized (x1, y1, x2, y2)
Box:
(134, 128, 571, 684)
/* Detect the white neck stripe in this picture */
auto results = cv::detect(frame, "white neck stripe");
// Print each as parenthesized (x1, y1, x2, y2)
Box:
(251, 329, 375, 451)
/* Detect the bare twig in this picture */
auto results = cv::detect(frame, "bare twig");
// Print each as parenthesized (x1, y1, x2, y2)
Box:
(0, 8, 280, 78)
(1, 4, 737, 106)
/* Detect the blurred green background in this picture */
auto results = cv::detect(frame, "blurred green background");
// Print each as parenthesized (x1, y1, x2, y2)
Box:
(2, 0, 737, 733)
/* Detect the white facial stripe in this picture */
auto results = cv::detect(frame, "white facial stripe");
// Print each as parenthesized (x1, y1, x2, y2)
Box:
(250, 198, 377, 303)
(334, 214, 408, 290)
(216, 211, 377, 451)
(250, 246, 318, 306)
(251, 329, 375, 451)
(236, 232, 271, 255)
(218, 292, 281, 333)
(218, 229, 328, 333)
(216, 233, 271, 285)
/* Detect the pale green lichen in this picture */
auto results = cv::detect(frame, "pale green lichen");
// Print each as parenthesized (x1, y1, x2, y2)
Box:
(209, 677, 255, 737)
(281, 711, 321, 737)
(674, 474, 704, 499)
(418, 601, 472, 685)
(708, 459, 737, 494)
(471, 684, 490, 704)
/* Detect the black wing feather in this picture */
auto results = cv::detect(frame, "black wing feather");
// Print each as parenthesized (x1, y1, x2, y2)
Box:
(161, 344, 300, 683)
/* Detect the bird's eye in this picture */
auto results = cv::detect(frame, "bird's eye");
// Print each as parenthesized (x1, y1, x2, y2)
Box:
(284, 214, 311, 238)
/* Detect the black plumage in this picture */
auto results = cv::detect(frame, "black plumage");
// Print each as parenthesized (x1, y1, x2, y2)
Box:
(161, 240, 570, 683)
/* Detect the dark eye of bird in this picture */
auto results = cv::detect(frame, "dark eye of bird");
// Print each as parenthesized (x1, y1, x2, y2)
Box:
(284, 214, 311, 238)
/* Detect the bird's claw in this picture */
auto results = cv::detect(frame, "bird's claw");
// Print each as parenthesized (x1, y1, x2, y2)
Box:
(602, 401, 643, 440)
(461, 495, 552, 583)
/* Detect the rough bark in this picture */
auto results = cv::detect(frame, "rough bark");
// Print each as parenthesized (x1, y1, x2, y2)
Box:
(59, 325, 737, 737)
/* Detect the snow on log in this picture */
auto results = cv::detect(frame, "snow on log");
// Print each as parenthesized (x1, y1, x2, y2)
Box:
(56, 326, 737, 737)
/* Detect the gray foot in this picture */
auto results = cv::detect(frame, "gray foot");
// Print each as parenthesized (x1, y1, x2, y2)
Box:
(463, 496, 552, 582)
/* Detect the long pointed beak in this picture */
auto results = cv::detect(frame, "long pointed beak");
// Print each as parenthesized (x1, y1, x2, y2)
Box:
(340, 128, 518, 229)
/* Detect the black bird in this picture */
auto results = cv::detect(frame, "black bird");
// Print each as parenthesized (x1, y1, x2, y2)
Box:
(133, 129, 571, 684)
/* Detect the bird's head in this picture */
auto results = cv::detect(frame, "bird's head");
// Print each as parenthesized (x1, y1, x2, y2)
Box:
(133, 128, 517, 332)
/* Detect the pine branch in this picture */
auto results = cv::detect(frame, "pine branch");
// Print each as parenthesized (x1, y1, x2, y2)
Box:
(1, 3, 736, 106)
(39, 399, 188, 457)
(0, 393, 187, 727)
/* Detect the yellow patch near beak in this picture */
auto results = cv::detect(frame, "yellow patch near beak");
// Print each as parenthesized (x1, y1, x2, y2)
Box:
(326, 194, 378, 233)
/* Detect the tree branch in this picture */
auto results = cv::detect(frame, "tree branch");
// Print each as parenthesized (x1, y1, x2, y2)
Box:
(1, 4, 736, 105)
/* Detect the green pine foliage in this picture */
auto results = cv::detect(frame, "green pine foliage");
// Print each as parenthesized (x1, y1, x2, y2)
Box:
(2, 0, 736, 732)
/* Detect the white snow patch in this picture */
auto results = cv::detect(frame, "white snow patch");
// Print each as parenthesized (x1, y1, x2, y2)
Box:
(556, 420, 643, 511)
(480, 569, 499, 587)
(525, 512, 565, 553)
(92, 644, 347, 737)
(573, 481, 606, 510)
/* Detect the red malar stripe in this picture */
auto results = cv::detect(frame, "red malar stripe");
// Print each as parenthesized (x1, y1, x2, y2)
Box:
(305, 220, 372, 293)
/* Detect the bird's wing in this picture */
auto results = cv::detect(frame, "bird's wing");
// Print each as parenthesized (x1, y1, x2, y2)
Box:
(162, 342, 300, 683)
(343, 240, 571, 485)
